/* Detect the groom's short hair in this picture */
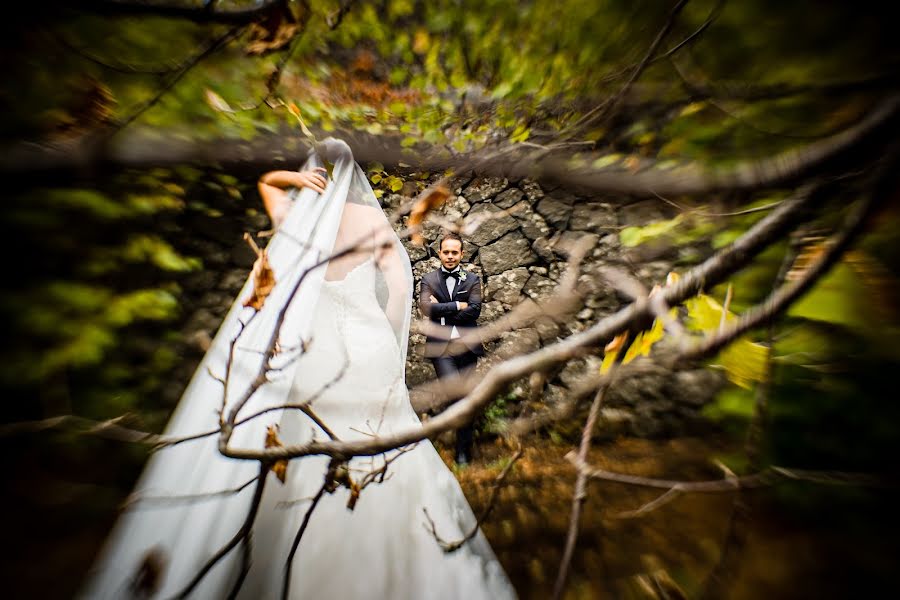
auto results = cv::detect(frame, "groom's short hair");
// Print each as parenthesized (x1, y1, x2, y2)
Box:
(439, 232, 463, 251)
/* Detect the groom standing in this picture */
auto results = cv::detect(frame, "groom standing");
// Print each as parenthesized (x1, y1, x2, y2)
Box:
(419, 232, 483, 465)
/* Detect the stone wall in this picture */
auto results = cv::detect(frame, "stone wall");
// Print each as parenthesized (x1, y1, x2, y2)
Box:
(388, 174, 723, 438)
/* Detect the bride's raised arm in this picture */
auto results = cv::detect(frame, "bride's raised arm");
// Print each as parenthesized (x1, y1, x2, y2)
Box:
(258, 168, 328, 228)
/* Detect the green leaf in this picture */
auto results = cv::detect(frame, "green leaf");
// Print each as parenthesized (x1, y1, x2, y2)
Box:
(592, 154, 622, 169)
(619, 215, 683, 247)
(386, 176, 404, 192)
(702, 386, 756, 421)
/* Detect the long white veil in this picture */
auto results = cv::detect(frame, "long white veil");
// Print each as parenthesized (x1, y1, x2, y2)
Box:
(79, 138, 414, 598)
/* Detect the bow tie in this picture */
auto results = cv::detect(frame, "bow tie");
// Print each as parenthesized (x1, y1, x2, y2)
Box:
(442, 269, 461, 281)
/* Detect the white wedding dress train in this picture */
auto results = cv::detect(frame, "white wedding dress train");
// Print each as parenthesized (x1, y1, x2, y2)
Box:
(80, 137, 516, 599)
(81, 257, 517, 599)
(241, 257, 516, 598)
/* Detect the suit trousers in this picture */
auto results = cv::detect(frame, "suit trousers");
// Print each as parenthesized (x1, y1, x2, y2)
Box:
(430, 349, 478, 461)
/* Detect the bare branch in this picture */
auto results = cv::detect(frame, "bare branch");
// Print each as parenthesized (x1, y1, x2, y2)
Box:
(0, 414, 158, 444)
(282, 462, 336, 600)
(61, 0, 286, 24)
(574, 0, 691, 131)
(173, 462, 269, 599)
(615, 486, 684, 519)
(423, 448, 523, 552)
(46, 29, 184, 75)
(552, 364, 619, 600)
(6, 96, 897, 200)
(567, 453, 890, 493)
(681, 183, 880, 363)
(596, 0, 725, 85)
(124, 475, 261, 509)
(102, 25, 246, 141)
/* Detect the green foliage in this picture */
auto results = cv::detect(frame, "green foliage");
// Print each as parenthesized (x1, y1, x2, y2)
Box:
(702, 385, 756, 422)
(8, 284, 179, 383)
(619, 216, 685, 247)
(787, 259, 883, 336)
(121, 235, 203, 272)
(479, 391, 514, 434)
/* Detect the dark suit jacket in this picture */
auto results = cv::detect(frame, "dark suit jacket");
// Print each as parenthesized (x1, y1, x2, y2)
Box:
(419, 268, 483, 358)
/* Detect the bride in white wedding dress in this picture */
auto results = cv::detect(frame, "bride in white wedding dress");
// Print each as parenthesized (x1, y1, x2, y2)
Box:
(79, 138, 517, 599)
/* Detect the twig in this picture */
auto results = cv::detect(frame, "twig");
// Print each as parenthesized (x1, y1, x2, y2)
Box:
(123, 475, 261, 509)
(0, 414, 158, 443)
(423, 448, 523, 552)
(552, 364, 619, 600)
(681, 185, 880, 363)
(172, 462, 269, 599)
(596, 0, 725, 85)
(7, 95, 898, 201)
(282, 468, 334, 600)
(104, 25, 245, 140)
(69, 0, 285, 23)
(574, 0, 691, 131)
(47, 29, 183, 75)
(568, 454, 890, 492)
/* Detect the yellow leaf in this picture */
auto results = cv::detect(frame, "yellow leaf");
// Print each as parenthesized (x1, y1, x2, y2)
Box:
(387, 176, 404, 192)
(680, 101, 707, 117)
(600, 350, 618, 374)
(412, 29, 430, 55)
(685, 290, 770, 387)
(287, 103, 315, 140)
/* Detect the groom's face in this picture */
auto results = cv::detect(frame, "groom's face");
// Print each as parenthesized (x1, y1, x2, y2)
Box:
(439, 239, 463, 270)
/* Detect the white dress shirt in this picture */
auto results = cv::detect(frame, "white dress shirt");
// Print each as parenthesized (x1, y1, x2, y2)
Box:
(440, 267, 462, 340)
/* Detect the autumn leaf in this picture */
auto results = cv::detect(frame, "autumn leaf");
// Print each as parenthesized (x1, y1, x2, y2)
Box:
(204, 89, 234, 114)
(49, 76, 116, 141)
(385, 175, 404, 192)
(264, 425, 288, 484)
(245, 1, 305, 55)
(243, 233, 276, 311)
(787, 237, 827, 282)
(684, 291, 770, 388)
(130, 547, 167, 597)
(408, 183, 450, 246)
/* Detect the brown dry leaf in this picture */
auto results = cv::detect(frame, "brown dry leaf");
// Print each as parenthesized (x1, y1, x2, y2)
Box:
(408, 184, 450, 246)
(245, 1, 306, 55)
(623, 155, 641, 172)
(130, 547, 167, 597)
(346, 481, 361, 510)
(49, 76, 116, 141)
(787, 237, 827, 282)
(264, 425, 289, 484)
(243, 234, 276, 310)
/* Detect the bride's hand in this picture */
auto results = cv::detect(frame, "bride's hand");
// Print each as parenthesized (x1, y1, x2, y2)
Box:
(294, 168, 328, 194)
(258, 167, 328, 229)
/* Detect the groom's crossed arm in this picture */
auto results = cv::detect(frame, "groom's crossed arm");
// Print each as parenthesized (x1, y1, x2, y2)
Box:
(449, 278, 481, 324)
(419, 278, 460, 319)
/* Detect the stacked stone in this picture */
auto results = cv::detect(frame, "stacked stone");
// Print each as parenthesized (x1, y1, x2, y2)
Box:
(397, 174, 722, 438)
